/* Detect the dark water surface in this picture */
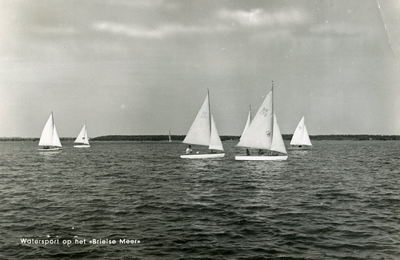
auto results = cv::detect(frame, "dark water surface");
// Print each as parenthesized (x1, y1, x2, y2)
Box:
(0, 140, 399, 259)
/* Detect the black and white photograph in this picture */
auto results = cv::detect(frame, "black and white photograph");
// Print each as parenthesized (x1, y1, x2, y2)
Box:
(0, 0, 399, 259)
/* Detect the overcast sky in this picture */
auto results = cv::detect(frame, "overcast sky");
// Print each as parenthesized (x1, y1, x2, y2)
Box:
(0, 0, 399, 138)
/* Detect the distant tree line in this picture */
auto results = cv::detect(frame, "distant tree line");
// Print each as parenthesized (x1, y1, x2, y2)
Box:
(90, 134, 400, 142)
(90, 135, 239, 142)
(1, 135, 399, 142)
(0, 137, 75, 141)
(307, 135, 400, 141)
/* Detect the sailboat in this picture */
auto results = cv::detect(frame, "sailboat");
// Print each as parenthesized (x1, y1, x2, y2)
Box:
(38, 112, 62, 152)
(289, 116, 312, 149)
(168, 130, 172, 142)
(180, 90, 225, 159)
(74, 124, 90, 148)
(235, 82, 288, 161)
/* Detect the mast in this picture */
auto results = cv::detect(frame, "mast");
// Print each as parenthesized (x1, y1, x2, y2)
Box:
(207, 88, 211, 134)
(271, 81, 274, 139)
(51, 111, 54, 131)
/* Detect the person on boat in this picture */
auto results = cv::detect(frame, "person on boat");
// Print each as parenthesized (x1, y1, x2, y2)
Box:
(186, 145, 192, 154)
(258, 149, 264, 155)
(210, 149, 216, 154)
(246, 149, 250, 156)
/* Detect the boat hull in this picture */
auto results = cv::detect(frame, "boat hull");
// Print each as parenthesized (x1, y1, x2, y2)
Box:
(38, 147, 62, 153)
(180, 153, 225, 159)
(74, 144, 90, 148)
(235, 155, 288, 161)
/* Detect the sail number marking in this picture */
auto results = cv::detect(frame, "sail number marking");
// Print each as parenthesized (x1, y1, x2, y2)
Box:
(200, 111, 208, 119)
(260, 107, 269, 117)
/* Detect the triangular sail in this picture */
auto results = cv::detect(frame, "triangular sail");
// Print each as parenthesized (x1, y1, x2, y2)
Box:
(237, 90, 273, 149)
(209, 114, 224, 151)
(302, 125, 312, 146)
(271, 114, 287, 154)
(182, 94, 211, 146)
(39, 113, 62, 147)
(52, 125, 62, 147)
(240, 107, 252, 140)
(75, 124, 89, 145)
(290, 116, 312, 146)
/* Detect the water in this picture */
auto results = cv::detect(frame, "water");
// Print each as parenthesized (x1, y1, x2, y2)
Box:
(0, 140, 399, 259)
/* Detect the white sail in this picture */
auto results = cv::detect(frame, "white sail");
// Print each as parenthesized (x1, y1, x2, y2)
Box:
(38, 113, 62, 147)
(168, 130, 172, 142)
(290, 116, 312, 146)
(182, 94, 211, 146)
(302, 125, 312, 145)
(237, 90, 273, 150)
(209, 115, 224, 151)
(240, 107, 252, 140)
(74, 124, 89, 145)
(52, 125, 62, 147)
(271, 114, 287, 154)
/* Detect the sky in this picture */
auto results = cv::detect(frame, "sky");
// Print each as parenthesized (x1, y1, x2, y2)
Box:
(0, 0, 399, 138)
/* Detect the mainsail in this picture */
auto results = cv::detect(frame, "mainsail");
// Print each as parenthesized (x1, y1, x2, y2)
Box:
(237, 90, 273, 150)
(182, 94, 211, 147)
(38, 113, 62, 148)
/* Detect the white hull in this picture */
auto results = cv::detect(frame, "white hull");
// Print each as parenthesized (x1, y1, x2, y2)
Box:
(74, 144, 90, 148)
(38, 147, 62, 152)
(235, 155, 288, 161)
(180, 153, 225, 159)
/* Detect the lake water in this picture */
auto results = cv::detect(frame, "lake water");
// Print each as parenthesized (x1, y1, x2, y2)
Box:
(0, 140, 399, 259)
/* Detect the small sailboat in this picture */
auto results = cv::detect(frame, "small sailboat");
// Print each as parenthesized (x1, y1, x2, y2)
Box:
(289, 116, 312, 149)
(168, 130, 172, 142)
(74, 124, 90, 148)
(180, 90, 225, 159)
(38, 112, 62, 152)
(235, 82, 288, 161)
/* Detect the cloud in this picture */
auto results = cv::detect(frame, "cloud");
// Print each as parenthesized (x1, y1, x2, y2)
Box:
(91, 21, 232, 39)
(105, 0, 169, 9)
(217, 8, 308, 27)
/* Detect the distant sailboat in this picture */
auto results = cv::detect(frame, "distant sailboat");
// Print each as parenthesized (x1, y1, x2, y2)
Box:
(38, 112, 62, 152)
(74, 124, 90, 148)
(180, 90, 225, 159)
(235, 82, 288, 161)
(290, 116, 312, 149)
(168, 130, 172, 142)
